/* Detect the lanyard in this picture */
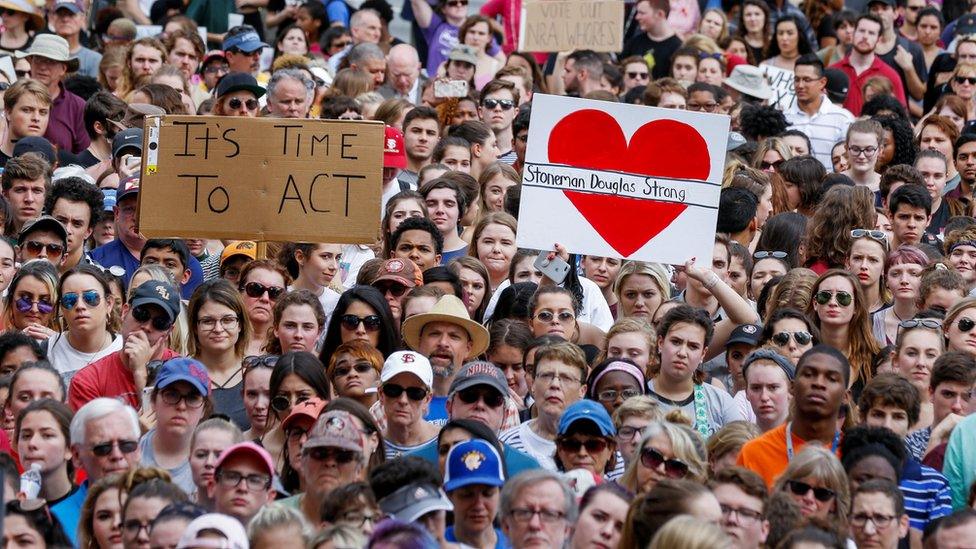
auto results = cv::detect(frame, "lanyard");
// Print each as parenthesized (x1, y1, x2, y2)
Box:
(785, 421, 841, 460)
(692, 383, 710, 438)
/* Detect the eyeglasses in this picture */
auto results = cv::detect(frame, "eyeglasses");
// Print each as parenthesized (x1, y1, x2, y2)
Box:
(244, 354, 279, 371)
(687, 102, 718, 112)
(123, 519, 152, 537)
(90, 439, 139, 457)
(215, 470, 271, 490)
(720, 504, 764, 523)
(382, 383, 428, 401)
(760, 159, 783, 170)
(956, 76, 976, 85)
(771, 331, 813, 346)
(851, 513, 897, 529)
(848, 145, 878, 157)
(160, 387, 206, 408)
(228, 97, 259, 111)
(958, 317, 976, 333)
(198, 315, 239, 332)
(61, 290, 101, 310)
(339, 510, 378, 527)
(15, 296, 54, 314)
(753, 250, 787, 260)
(557, 437, 609, 454)
(898, 318, 942, 331)
(617, 425, 645, 440)
(627, 71, 649, 79)
(131, 305, 173, 331)
(242, 281, 285, 300)
(535, 371, 582, 386)
(334, 361, 375, 377)
(304, 446, 359, 464)
(456, 386, 505, 408)
(445, 0, 468, 5)
(374, 281, 409, 297)
(340, 314, 382, 331)
(535, 310, 574, 323)
(851, 228, 888, 243)
(482, 98, 515, 110)
(204, 64, 230, 74)
(640, 447, 689, 478)
(597, 388, 642, 402)
(270, 394, 309, 413)
(24, 240, 64, 256)
(814, 290, 853, 307)
(786, 480, 835, 502)
(509, 508, 566, 523)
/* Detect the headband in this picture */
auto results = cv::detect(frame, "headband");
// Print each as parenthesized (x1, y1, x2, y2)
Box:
(591, 360, 646, 393)
(742, 349, 795, 381)
(949, 240, 976, 254)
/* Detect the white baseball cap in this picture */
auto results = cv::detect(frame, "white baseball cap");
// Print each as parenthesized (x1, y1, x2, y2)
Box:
(381, 350, 433, 389)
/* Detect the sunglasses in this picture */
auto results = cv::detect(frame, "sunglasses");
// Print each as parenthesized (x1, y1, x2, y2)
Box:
(341, 314, 382, 331)
(787, 480, 836, 502)
(753, 250, 787, 260)
(14, 296, 54, 314)
(772, 331, 813, 346)
(640, 447, 689, 478)
(244, 354, 279, 371)
(382, 383, 428, 401)
(334, 361, 375, 377)
(627, 71, 649, 79)
(851, 228, 888, 243)
(304, 446, 359, 464)
(61, 290, 101, 310)
(131, 305, 173, 331)
(456, 387, 505, 408)
(90, 439, 139, 457)
(228, 97, 259, 111)
(24, 240, 64, 256)
(958, 317, 976, 333)
(556, 437, 609, 454)
(270, 394, 309, 413)
(482, 98, 515, 111)
(898, 318, 942, 331)
(374, 281, 409, 297)
(535, 310, 574, 323)
(814, 290, 853, 307)
(242, 281, 285, 300)
(760, 159, 783, 170)
(956, 76, 976, 85)
(445, 0, 469, 6)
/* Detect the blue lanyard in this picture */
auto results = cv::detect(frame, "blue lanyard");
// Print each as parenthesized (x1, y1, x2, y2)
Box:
(785, 422, 841, 460)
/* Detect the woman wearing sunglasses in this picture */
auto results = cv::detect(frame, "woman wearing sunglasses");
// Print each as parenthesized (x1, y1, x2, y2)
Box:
(266, 290, 325, 355)
(379, 350, 439, 459)
(187, 279, 251, 428)
(319, 286, 397, 370)
(2, 259, 58, 340)
(847, 229, 890, 314)
(873, 245, 929, 346)
(327, 340, 383, 407)
(891, 318, 944, 433)
(950, 63, 976, 121)
(265, 351, 330, 472)
(411, 0, 472, 73)
(554, 399, 619, 480)
(212, 72, 265, 117)
(138, 357, 212, 494)
(945, 297, 976, 356)
(47, 265, 121, 384)
(238, 260, 290, 357)
(773, 445, 851, 531)
(619, 419, 706, 495)
(759, 308, 819, 365)
(528, 286, 580, 343)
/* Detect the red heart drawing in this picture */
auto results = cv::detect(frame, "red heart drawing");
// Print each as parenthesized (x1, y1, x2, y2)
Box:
(547, 109, 711, 257)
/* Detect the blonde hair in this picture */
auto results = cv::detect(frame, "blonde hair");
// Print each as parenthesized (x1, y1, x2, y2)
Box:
(752, 137, 793, 169)
(598, 317, 658, 376)
(612, 395, 663, 429)
(613, 262, 672, 304)
(648, 515, 732, 549)
(706, 421, 761, 473)
(772, 445, 850, 534)
(620, 420, 707, 493)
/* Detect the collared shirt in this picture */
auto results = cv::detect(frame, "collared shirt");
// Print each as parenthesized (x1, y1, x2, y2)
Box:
(830, 55, 907, 116)
(46, 83, 90, 154)
(785, 95, 854, 169)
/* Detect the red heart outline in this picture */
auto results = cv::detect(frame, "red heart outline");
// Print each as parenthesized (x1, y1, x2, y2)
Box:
(547, 109, 711, 257)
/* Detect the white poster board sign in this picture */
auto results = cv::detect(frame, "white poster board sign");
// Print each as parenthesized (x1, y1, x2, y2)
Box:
(760, 64, 796, 111)
(516, 94, 729, 265)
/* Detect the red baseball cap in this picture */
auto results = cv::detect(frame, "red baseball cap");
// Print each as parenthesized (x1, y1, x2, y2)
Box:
(384, 125, 406, 169)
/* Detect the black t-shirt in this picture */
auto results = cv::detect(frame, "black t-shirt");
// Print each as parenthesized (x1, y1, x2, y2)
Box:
(927, 199, 950, 236)
(877, 36, 927, 104)
(0, 149, 10, 169)
(267, 0, 297, 35)
(620, 33, 682, 79)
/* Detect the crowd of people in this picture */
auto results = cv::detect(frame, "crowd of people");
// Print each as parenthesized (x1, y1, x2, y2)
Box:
(6, 0, 976, 547)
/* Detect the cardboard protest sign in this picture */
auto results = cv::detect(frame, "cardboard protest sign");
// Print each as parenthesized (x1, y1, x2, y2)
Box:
(518, 0, 623, 52)
(760, 64, 796, 111)
(516, 94, 729, 265)
(138, 115, 383, 243)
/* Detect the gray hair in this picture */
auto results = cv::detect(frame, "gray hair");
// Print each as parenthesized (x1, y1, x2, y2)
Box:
(347, 42, 384, 65)
(69, 398, 140, 448)
(246, 504, 312, 545)
(267, 68, 314, 104)
(499, 469, 578, 524)
(350, 8, 381, 30)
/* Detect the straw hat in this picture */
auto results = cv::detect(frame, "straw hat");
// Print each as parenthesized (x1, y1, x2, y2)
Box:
(0, 0, 45, 32)
(401, 295, 490, 359)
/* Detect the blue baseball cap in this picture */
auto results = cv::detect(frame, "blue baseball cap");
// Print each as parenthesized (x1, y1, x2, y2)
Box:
(222, 27, 269, 53)
(101, 188, 116, 212)
(154, 357, 211, 396)
(558, 400, 616, 437)
(443, 439, 505, 492)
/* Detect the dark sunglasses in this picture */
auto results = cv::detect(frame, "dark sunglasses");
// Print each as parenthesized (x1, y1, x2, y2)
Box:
(557, 437, 609, 454)
(445, 0, 468, 6)
(814, 290, 853, 307)
(334, 361, 375, 377)
(15, 296, 54, 314)
(640, 447, 689, 478)
(90, 439, 139, 457)
(456, 387, 505, 408)
(24, 240, 64, 256)
(131, 305, 173, 331)
(244, 354, 279, 371)
(228, 97, 259, 111)
(382, 383, 428, 401)
(304, 446, 358, 464)
(760, 159, 783, 170)
(771, 331, 813, 346)
(61, 290, 101, 310)
(958, 317, 976, 333)
(341, 314, 382, 331)
(753, 250, 787, 260)
(626, 71, 649, 79)
(787, 480, 836, 502)
(270, 394, 309, 413)
(482, 98, 515, 111)
(374, 281, 409, 297)
(956, 76, 976, 85)
(242, 281, 285, 300)
(14, 70, 29, 78)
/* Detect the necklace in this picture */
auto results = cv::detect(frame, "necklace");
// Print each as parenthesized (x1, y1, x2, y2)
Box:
(211, 365, 243, 390)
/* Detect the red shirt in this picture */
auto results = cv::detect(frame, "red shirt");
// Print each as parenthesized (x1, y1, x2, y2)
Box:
(68, 348, 178, 411)
(830, 55, 907, 116)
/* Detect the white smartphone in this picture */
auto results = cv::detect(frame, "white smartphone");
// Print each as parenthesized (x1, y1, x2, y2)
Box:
(533, 252, 571, 285)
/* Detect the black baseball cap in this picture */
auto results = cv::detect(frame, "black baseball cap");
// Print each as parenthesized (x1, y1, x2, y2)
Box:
(13, 136, 56, 165)
(824, 68, 849, 103)
(112, 127, 143, 158)
(130, 280, 181, 323)
(215, 72, 266, 99)
(17, 215, 67, 246)
(728, 324, 762, 347)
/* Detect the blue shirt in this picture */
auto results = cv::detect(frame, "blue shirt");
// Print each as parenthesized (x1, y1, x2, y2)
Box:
(900, 458, 953, 531)
(91, 239, 205, 299)
(425, 396, 449, 427)
(51, 483, 86, 547)
(446, 526, 511, 549)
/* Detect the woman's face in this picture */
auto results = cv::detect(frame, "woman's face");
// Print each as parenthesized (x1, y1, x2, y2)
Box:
(657, 322, 707, 382)
(726, 39, 748, 60)
(699, 11, 724, 39)
(952, 69, 976, 101)
(812, 275, 856, 327)
(484, 173, 515, 212)
(243, 366, 272, 433)
(571, 491, 628, 549)
(280, 27, 308, 55)
(11, 276, 53, 329)
(832, 143, 849, 173)
(894, 328, 942, 392)
(696, 58, 723, 86)
(836, 21, 855, 45)
(295, 6, 319, 34)
(476, 223, 517, 279)
(449, 484, 500, 536)
(847, 239, 886, 292)
(298, 243, 342, 288)
(619, 274, 663, 319)
(769, 317, 814, 364)
(886, 261, 924, 303)
(728, 255, 749, 298)
(339, 300, 381, 347)
(743, 4, 765, 33)
(939, 106, 966, 133)
(17, 409, 70, 477)
(488, 342, 528, 397)
(60, 273, 110, 334)
(189, 427, 237, 494)
(458, 267, 487, 318)
(917, 14, 942, 47)
(671, 55, 697, 82)
(511, 255, 543, 285)
(556, 432, 614, 475)
(785, 476, 836, 520)
(761, 150, 784, 173)
(582, 256, 622, 291)
(950, 244, 976, 284)
(220, 90, 259, 117)
(242, 268, 286, 327)
(0, 242, 15, 293)
(877, 129, 895, 169)
(616, 414, 651, 465)
(463, 21, 491, 50)
(274, 304, 320, 353)
(745, 362, 791, 427)
(274, 373, 317, 420)
(332, 351, 380, 398)
(750, 258, 787, 299)
(776, 21, 799, 54)
(636, 432, 675, 493)
(152, 380, 205, 438)
(4, 515, 43, 549)
(437, 426, 473, 476)
(593, 371, 642, 415)
(8, 369, 62, 421)
(0, 9, 27, 30)
(530, 292, 577, 340)
(947, 307, 976, 355)
(122, 496, 169, 549)
(195, 300, 240, 355)
(92, 487, 124, 549)
(388, 198, 425, 233)
(606, 331, 652, 370)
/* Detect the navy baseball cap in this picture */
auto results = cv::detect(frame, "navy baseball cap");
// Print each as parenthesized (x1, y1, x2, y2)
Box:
(112, 127, 143, 158)
(116, 175, 140, 202)
(154, 357, 211, 396)
(222, 26, 269, 53)
(130, 280, 181, 323)
(53, 1, 83, 13)
(214, 72, 266, 99)
(443, 439, 505, 492)
(13, 136, 56, 165)
(448, 361, 508, 397)
(558, 399, 615, 436)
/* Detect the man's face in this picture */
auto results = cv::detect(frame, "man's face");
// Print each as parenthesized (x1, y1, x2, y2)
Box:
(853, 19, 882, 54)
(404, 118, 440, 163)
(72, 413, 141, 481)
(203, 60, 230, 89)
(957, 141, 976, 183)
(226, 49, 260, 73)
(130, 44, 163, 77)
(301, 445, 364, 500)
(142, 247, 189, 286)
(863, 403, 911, 437)
(917, 156, 948, 201)
(791, 352, 847, 419)
(52, 7, 82, 37)
(113, 195, 142, 250)
(268, 78, 309, 119)
(3, 177, 45, 227)
(902, 0, 926, 24)
(425, 187, 460, 235)
(561, 59, 579, 93)
(847, 132, 880, 174)
(353, 58, 386, 89)
(6, 95, 49, 139)
(167, 38, 200, 80)
(713, 483, 768, 549)
(418, 321, 472, 377)
(959, 42, 976, 65)
(28, 56, 66, 87)
(210, 455, 275, 524)
(393, 229, 440, 271)
(121, 302, 172, 347)
(51, 197, 92, 256)
(388, 56, 419, 94)
(514, 128, 528, 164)
(446, 385, 505, 431)
(868, 2, 896, 31)
(17, 230, 65, 265)
(850, 491, 907, 549)
(793, 65, 826, 103)
(890, 204, 929, 245)
(937, 519, 976, 549)
(688, 90, 719, 113)
(479, 89, 517, 133)
(932, 381, 973, 425)
(501, 480, 572, 549)
(351, 13, 382, 44)
(920, 125, 953, 159)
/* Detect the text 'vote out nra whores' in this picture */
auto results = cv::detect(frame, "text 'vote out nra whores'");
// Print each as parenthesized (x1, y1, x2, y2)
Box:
(139, 116, 383, 244)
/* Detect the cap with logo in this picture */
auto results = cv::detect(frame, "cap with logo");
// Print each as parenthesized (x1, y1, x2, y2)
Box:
(448, 361, 508, 398)
(304, 410, 365, 453)
(381, 350, 433, 389)
(17, 215, 67, 246)
(281, 397, 327, 433)
(214, 441, 276, 478)
(727, 324, 762, 347)
(220, 241, 257, 266)
(116, 175, 140, 202)
(13, 136, 56, 165)
(176, 513, 248, 549)
(154, 357, 211, 396)
(222, 26, 270, 53)
(557, 399, 616, 437)
(101, 189, 117, 212)
(130, 280, 181, 323)
(378, 482, 453, 522)
(384, 125, 406, 169)
(958, 13, 976, 37)
(443, 439, 505, 492)
(112, 127, 144, 158)
(372, 258, 422, 288)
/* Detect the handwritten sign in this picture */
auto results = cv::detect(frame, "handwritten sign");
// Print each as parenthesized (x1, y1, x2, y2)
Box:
(518, 1, 623, 52)
(760, 64, 796, 111)
(516, 95, 728, 264)
(138, 115, 383, 243)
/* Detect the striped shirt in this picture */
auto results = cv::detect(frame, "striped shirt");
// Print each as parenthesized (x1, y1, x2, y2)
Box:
(784, 96, 854, 170)
(900, 458, 953, 531)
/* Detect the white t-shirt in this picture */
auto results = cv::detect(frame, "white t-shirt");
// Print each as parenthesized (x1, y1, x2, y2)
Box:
(499, 420, 557, 471)
(340, 245, 375, 289)
(48, 333, 123, 386)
